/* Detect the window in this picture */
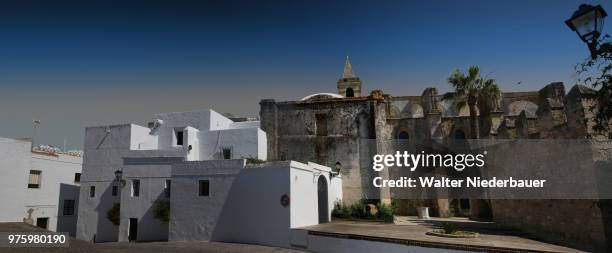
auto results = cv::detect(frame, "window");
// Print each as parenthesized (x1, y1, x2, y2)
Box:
(28, 170, 42, 189)
(165, 180, 171, 198)
(63, 200, 75, 216)
(222, 147, 232, 160)
(74, 173, 81, 183)
(90, 186, 95, 198)
(315, 114, 328, 136)
(112, 185, 118, 196)
(36, 218, 49, 229)
(175, 130, 184, 146)
(346, 87, 355, 97)
(198, 180, 209, 196)
(398, 131, 409, 140)
(132, 180, 140, 197)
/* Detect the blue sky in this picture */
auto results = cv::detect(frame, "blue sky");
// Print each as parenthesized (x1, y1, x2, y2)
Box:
(0, 0, 608, 149)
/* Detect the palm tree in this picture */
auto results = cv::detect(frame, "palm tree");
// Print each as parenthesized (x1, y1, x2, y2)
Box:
(443, 66, 501, 139)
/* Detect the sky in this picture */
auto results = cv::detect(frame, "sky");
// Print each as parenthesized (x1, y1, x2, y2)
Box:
(0, 0, 609, 149)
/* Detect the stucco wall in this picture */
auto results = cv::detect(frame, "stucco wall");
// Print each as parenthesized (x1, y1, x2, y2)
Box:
(29, 153, 82, 236)
(0, 137, 82, 236)
(0, 137, 31, 222)
(170, 160, 340, 248)
(118, 162, 173, 242)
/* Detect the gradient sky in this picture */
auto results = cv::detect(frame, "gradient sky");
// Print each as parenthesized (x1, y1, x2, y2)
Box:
(0, 0, 609, 149)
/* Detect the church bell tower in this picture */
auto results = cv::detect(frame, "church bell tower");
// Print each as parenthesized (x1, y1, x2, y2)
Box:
(337, 56, 362, 97)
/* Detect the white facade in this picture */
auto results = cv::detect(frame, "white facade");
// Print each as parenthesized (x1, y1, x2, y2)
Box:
(76, 109, 267, 242)
(0, 137, 82, 236)
(169, 159, 342, 248)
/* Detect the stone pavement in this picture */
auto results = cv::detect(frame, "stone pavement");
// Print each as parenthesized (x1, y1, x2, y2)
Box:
(0, 223, 303, 253)
(301, 217, 583, 253)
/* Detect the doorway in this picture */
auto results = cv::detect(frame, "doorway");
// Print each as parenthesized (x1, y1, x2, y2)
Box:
(36, 217, 48, 229)
(128, 218, 138, 241)
(317, 176, 329, 223)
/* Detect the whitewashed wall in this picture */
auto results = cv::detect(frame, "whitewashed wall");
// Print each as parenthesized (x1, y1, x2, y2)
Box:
(118, 163, 172, 242)
(169, 160, 341, 248)
(0, 137, 82, 236)
(29, 153, 82, 236)
(0, 138, 32, 222)
(77, 109, 267, 243)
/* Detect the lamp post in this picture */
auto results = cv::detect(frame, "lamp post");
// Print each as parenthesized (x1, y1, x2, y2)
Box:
(565, 4, 608, 57)
(114, 169, 126, 187)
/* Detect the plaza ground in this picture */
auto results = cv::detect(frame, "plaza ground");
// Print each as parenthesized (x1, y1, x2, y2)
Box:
(0, 223, 301, 253)
(302, 217, 583, 252)
(1, 218, 584, 253)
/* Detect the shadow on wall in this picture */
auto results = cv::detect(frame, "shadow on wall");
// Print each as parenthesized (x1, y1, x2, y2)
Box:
(210, 169, 290, 247)
(94, 184, 119, 242)
(56, 183, 79, 237)
(137, 191, 170, 242)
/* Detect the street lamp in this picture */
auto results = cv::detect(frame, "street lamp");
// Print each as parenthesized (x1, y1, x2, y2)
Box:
(565, 4, 608, 56)
(114, 169, 126, 187)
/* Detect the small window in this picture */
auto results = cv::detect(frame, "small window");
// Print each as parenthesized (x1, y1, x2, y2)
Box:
(165, 180, 171, 198)
(346, 87, 355, 97)
(74, 173, 81, 183)
(28, 170, 42, 189)
(112, 185, 118, 196)
(63, 200, 75, 216)
(90, 186, 95, 198)
(175, 130, 184, 146)
(199, 180, 209, 196)
(398, 131, 409, 140)
(132, 180, 140, 197)
(222, 147, 232, 160)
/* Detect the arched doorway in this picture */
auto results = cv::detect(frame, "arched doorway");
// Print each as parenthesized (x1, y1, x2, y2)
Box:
(454, 129, 466, 139)
(345, 88, 355, 98)
(317, 176, 329, 223)
(398, 131, 409, 140)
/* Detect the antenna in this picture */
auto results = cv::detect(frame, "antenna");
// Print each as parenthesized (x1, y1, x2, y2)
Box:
(32, 119, 41, 150)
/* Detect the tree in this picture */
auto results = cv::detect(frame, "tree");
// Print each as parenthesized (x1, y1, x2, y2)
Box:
(576, 35, 612, 138)
(153, 200, 170, 223)
(443, 66, 501, 139)
(107, 203, 120, 226)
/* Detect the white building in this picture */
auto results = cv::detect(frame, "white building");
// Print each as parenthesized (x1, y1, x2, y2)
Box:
(169, 159, 342, 248)
(0, 137, 83, 236)
(76, 109, 268, 242)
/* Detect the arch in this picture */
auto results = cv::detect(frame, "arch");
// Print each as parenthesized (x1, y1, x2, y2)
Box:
(345, 88, 355, 98)
(317, 176, 329, 223)
(398, 131, 409, 140)
(454, 129, 466, 140)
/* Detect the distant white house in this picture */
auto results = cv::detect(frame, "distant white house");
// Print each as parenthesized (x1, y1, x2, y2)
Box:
(0, 137, 82, 236)
(76, 109, 268, 242)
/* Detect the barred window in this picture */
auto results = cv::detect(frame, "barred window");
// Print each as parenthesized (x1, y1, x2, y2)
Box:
(28, 170, 42, 189)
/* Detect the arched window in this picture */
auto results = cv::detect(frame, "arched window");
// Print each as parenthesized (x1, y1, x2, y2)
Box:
(398, 131, 409, 140)
(346, 88, 355, 98)
(454, 130, 466, 140)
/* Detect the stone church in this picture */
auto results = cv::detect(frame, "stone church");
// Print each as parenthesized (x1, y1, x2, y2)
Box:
(260, 57, 612, 252)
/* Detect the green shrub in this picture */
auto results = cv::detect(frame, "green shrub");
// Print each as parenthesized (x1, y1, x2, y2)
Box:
(331, 199, 395, 223)
(376, 202, 395, 223)
(244, 156, 266, 165)
(332, 201, 351, 218)
(153, 200, 170, 223)
(107, 203, 120, 226)
(441, 223, 460, 234)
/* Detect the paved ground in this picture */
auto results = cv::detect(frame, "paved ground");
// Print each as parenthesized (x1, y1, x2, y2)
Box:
(0, 223, 302, 253)
(302, 217, 583, 253)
